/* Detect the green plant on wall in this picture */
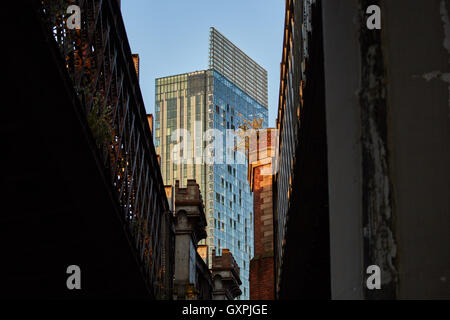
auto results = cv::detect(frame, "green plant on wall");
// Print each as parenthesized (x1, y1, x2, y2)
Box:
(87, 91, 113, 152)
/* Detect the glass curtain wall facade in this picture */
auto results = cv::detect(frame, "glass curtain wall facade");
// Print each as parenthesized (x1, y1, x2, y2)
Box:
(156, 28, 268, 300)
(209, 70, 267, 299)
(155, 70, 267, 299)
(209, 27, 268, 109)
(155, 71, 210, 196)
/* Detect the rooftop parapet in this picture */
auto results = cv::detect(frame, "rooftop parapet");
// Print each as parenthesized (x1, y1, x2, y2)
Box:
(174, 179, 207, 244)
(211, 249, 242, 300)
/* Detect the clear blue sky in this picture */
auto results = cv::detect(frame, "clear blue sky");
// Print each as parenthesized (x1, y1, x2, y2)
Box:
(121, 0, 285, 127)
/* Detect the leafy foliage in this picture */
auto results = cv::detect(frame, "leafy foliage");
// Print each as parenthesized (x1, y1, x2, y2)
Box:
(87, 92, 113, 150)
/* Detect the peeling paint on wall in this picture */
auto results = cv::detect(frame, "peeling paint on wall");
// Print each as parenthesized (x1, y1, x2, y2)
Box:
(440, 0, 450, 53)
(420, 71, 450, 117)
(359, 0, 398, 299)
(412, 1, 450, 117)
(439, 0, 450, 117)
(414, 1, 450, 118)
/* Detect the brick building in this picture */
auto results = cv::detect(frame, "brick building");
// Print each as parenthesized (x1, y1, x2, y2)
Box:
(132, 53, 139, 80)
(248, 129, 276, 300)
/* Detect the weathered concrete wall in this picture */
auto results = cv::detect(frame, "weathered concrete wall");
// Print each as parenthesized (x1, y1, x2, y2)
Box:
(322, 0, 365, 300)
(322, 0, 450, 299)
(383, 0, 450, 299)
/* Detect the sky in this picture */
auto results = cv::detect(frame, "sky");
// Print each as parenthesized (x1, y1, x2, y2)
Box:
(121, 0, 285, 127)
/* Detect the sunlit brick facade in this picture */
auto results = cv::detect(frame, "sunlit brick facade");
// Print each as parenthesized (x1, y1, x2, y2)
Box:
(248, 129, 276, 300)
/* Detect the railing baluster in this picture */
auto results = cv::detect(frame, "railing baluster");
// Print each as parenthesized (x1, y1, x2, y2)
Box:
(39, 0, 173, 299)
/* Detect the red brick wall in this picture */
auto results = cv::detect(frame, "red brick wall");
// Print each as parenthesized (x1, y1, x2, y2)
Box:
(250, 164, 275, 300)
(250, 257, 275, 300)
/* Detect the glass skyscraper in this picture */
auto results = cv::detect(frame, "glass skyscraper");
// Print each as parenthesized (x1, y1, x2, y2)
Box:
(155, 28, 268, 299)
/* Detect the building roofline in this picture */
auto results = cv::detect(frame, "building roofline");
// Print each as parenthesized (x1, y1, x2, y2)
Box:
(209, 27, 268, 75)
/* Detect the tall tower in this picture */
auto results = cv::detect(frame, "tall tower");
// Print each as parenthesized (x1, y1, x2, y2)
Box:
(155, 28, 268, 299)
(208, 27, 268, 109)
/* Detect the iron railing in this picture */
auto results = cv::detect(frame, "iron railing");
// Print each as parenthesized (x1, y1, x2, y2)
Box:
(39, 0, 174, 299)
